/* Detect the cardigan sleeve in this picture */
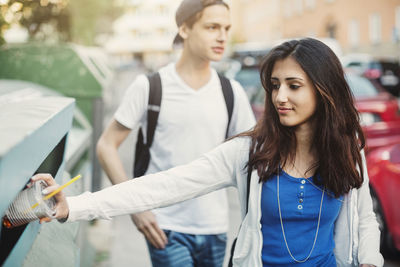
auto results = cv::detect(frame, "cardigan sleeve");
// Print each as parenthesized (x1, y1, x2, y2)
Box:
(66, 137, 249, 222)
(356, 150, 384, 267)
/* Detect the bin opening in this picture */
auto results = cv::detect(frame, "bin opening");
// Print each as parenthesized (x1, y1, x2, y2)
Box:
(0, 135, 67, 265)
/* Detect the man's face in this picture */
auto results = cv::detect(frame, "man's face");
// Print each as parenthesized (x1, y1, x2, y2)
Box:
(182, 5, 231, 62)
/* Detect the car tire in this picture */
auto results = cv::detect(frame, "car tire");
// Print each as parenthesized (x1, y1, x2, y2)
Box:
(370, 187, 400, 258)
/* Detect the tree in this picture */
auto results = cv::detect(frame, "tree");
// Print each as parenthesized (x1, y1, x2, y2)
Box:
(0, 0, 122, 45)
(1, 0, 70, 42)
(0, 8, 7, 45)
(68, 0, 122, 45)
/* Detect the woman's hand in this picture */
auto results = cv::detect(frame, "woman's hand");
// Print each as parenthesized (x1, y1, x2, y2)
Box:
(360, 264, 376, 267)
(30, 173, 70, 223)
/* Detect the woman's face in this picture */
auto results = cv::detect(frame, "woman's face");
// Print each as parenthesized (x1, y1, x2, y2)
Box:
(270, 57, 318, 131)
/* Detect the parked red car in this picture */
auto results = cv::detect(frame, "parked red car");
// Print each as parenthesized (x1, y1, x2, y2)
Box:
(346, 73, 400, 152)
(367, 143, 400, 255)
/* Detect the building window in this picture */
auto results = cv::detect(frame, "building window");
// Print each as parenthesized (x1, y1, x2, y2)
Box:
(369, 13, 381, 44)
(395, 6, 400, 42)
(306, 30, 316, 37)
(348, 19, 360, 47)
(326, 22, 337, 39)
(294, 0, 303, 15)
(283, 0, 293, 18)
(305, 0, 315, 10)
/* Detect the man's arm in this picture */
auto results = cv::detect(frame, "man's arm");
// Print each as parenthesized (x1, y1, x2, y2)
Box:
(96, 119, 168, 249)
(96, 119, 131, 185)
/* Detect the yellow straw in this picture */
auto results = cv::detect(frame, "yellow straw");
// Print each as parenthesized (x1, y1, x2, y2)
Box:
(30, 174, 82, 210)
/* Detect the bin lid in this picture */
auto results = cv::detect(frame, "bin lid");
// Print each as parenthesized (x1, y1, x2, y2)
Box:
(0, 43, 113, 98)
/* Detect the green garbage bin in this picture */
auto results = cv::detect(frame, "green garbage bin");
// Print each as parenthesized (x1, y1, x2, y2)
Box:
(0, 43, 113, 191)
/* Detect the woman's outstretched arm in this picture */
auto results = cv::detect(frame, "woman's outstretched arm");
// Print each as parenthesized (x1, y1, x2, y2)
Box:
(33, 137, 248, 223)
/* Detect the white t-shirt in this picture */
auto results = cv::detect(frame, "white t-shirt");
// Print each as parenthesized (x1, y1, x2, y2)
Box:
(114, 63, 255, 234)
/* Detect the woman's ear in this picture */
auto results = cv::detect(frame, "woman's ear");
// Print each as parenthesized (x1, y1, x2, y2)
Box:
(178, 24, 189, 41)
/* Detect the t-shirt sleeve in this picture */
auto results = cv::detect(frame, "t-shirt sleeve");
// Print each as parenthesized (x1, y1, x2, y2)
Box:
(228, 79, 256, 136)
(114, 74, 149, 129)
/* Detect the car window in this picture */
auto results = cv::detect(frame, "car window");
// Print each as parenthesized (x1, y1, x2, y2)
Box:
(380, 62, 400, 75)
(368, 61, 382, 71)
(252, 86, 265, 105)
(235, 68, 262, 101)
(235, 68, 261, 87)
(346, 74, 379, 98)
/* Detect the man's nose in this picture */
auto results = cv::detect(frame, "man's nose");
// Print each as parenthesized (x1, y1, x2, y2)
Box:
(217, 29, 228, 42)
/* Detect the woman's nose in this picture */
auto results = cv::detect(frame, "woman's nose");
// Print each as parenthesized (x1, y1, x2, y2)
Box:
(275, 87, 288, 103)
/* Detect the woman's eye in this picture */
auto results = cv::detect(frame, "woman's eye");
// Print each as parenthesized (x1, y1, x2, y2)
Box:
(290, 84, 300, 89)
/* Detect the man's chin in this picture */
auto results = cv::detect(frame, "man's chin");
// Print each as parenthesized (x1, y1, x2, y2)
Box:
(209, 54, 224, 62)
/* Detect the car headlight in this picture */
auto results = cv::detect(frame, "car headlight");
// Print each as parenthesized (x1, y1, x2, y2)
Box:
(359, 112, 381, 126)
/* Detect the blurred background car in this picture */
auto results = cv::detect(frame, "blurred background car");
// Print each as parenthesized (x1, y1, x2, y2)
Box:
(367, 143, 400, 257)
(222, 42, 270, 112)
(347, 73, 400, 124)
(232, 66, 262, 104)
(346, 73, 400, 152)
(342, 53, 400, 97)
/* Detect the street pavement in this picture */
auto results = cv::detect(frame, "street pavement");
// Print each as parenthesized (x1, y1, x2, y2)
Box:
(89, 66, 400, 267)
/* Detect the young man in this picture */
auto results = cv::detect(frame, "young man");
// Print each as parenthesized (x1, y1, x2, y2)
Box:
(96, 0, 255, 266)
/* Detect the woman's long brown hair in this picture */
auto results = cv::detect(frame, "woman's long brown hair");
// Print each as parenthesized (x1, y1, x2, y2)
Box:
(242, 38, 365, 197)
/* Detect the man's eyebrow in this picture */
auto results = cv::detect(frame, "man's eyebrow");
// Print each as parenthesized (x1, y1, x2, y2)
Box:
(204, 22, 231, 27)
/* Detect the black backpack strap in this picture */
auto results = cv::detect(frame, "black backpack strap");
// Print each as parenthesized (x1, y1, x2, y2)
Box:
(146, 72, 162, 147)
(218, 73, 234, 139)
(133, 72, 162, 177)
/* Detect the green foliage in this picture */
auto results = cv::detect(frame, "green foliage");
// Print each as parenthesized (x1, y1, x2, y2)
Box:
(68, 0, 122, 45)
(0, 6, 9, 46)
(0, 0, 123, 45)
(5, 0, 70, 42)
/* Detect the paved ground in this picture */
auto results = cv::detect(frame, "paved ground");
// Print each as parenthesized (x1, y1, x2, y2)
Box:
(88, 66, 400, 267)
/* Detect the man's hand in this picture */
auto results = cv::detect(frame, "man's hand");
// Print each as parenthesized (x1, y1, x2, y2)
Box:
(131, 211, 168, 249)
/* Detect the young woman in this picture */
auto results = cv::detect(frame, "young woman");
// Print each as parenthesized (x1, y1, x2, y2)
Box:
(35, 38, 384, 266)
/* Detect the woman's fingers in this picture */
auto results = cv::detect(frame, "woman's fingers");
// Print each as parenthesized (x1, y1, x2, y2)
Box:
(31, 173, 55, 185)
(42, 185, 59, 195)
(30, 173, 70, 221)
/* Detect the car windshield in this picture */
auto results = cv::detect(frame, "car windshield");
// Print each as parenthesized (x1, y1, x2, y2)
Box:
(346, 74, 379, 98)
(235, 68, 261, 88)
(234, 68, 262, 101)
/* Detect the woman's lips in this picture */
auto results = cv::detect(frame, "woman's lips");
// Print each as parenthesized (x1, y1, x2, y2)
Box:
(277, 107, 293, 114)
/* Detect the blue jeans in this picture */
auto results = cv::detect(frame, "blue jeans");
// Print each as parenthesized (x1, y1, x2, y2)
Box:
(147, 230, 227, 267)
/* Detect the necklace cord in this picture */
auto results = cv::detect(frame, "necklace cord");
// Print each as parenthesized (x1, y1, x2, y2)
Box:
(277, 171, 325, 263)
